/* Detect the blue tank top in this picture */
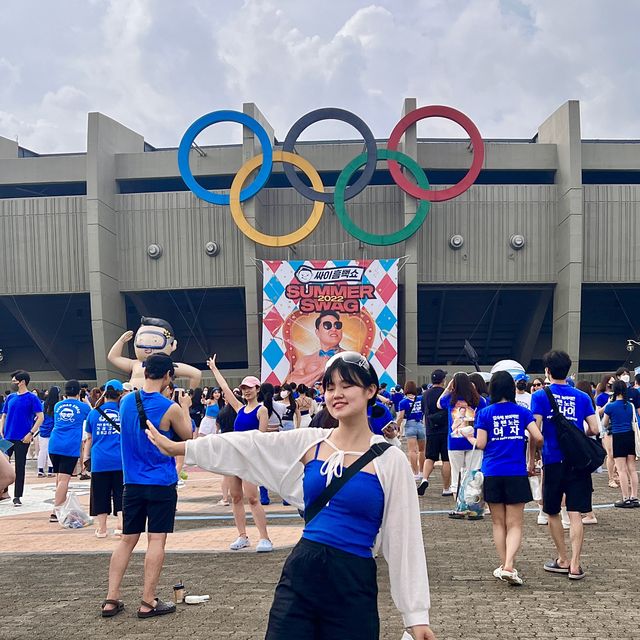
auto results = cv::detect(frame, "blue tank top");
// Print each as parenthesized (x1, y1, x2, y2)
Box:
(205, 403, 220, 419)
(119, 390, 177, 486)
(302, 443, 384, 558)
(234, 405, 260, 432)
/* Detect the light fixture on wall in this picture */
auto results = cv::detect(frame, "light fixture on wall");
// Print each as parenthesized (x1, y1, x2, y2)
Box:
(147, 243, 163, 259)
(509, 234, 526, 250)
(627, 339, 640, 352)
(449, 234, 464, 250)
(0, 349, 4, 362)
(205, 241, 220, 257)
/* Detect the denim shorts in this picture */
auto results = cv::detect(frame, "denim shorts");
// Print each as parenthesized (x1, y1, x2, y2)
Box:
(404, 419, 426, 441)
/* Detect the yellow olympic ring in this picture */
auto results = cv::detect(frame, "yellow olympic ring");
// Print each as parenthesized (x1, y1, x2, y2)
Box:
(229, 150, 325, 247)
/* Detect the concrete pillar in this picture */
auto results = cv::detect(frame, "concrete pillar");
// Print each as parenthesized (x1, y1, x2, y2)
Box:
(400, 98, 419, 382)
(537, 101, 583, 365)
(0, 136, 18, 159)
(86, 113, 144, 383)
(241, 103, 274, 375)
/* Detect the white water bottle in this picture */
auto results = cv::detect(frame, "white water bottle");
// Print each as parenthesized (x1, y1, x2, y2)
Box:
(185, 595, 210, 604)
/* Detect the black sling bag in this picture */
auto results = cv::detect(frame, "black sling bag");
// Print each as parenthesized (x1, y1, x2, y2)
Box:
(135, 391, 148, 430)
(303, 442, 392, 525)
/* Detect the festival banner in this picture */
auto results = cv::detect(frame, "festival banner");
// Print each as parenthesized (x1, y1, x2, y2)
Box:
(261, 259, 398, 388)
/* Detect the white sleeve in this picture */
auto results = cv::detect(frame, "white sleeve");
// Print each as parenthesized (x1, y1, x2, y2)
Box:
(379, 448, 430, 627)
(184, 428, 318, 507)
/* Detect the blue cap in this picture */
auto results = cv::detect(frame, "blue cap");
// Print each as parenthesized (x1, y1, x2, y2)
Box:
(104, 379, 124, 391)
(514, 372, 529, 382)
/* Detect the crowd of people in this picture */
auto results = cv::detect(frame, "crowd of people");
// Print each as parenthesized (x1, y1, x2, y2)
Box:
(1, 351, 639, 638)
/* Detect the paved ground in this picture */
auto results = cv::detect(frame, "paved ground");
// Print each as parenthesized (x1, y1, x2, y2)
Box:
(1, 461, 640, 639)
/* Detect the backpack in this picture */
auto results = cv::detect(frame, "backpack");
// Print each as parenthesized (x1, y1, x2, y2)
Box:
(543, 387, 606, 473)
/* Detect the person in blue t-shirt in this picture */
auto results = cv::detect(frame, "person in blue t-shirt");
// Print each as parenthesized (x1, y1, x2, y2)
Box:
(602, 380, 638, 508)
(464, 371, 542, 586)
(86, 380, 125, 538)
(0, 370, 44, 506)
(391, 386, 404, 414)
(437, 372, 488, 514)
(102, 354, 194, 619)
(594, 374, 617, 489)
(48, 379, 91, 519)
(530, 350, 599, 581)
(396, 381, 425, 479)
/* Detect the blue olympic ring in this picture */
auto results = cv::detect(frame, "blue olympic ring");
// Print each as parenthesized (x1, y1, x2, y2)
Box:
(177, 110, 273, 206)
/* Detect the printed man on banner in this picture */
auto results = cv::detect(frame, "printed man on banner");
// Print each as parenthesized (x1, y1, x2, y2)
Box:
(108, 317, 202, 389)
(287, 311, 345, 386)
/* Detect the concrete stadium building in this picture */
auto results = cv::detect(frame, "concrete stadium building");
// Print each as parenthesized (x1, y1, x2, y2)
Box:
(1, 99, 639, 387)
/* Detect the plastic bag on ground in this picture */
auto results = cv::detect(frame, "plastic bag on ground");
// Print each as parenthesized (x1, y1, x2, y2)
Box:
(55, 492, 93, 529)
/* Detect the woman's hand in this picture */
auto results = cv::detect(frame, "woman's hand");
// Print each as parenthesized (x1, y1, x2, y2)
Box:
(146, 421, 186, 458)
(406, 625, 436, 640)
(206, 354, 218, 372)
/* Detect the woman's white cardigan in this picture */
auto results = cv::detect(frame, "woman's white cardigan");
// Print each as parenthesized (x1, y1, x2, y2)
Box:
(184, 427, 430, 627)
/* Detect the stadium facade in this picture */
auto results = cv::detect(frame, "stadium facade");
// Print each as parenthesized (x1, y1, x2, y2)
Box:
(1, 99, 639, 387)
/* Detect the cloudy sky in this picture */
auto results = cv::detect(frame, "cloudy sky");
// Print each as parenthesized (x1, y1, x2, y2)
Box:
(1, 0, 639, 153)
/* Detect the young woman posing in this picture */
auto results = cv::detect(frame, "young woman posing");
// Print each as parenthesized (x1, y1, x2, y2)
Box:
(463, 371, 542, 585)
(199, 388, 224, 436)
(207, 357, 273, 552)
(147, 352, 435, 640)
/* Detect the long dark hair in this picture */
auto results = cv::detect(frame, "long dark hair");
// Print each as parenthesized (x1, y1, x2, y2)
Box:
(489, 371, 515, 404)
(576, 380, 596, 409)
(259, 382, 276, 418)
(450, 372, 481, 408)
(281, 383, 297, 412)
(43, 386, 60, 416)
(191, 387, 204, 407)
(595, 374, 612, 396)
(469, 372, 489, 397)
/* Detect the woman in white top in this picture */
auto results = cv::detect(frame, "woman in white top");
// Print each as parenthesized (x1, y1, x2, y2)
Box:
(147, 352, 435, 640)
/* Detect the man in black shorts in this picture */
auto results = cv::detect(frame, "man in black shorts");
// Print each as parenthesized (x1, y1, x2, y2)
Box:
(530, 350, 599, 580)
(418, 370, 451, 496)
(101, 354, 193, 618)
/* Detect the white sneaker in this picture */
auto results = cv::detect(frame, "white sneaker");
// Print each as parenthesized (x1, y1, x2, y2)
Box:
(256, 538, 273, 553)
(414, 474, 422, 482)
(230, 535, 250, 551)
(500, 568, 523, 586)
(177, 479, 185, 488)
(493, 566, 503, 579)
(537, 512, 548, 525)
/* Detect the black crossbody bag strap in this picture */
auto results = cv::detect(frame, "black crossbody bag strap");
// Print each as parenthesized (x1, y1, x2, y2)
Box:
(303, 442, 392, 525)
(96, 406, 120, 433)
(135, 391, 148, 430)
(543, 386, 561, 419)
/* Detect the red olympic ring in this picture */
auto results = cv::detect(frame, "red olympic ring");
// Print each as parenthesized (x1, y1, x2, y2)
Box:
(386, 105, 484, 202)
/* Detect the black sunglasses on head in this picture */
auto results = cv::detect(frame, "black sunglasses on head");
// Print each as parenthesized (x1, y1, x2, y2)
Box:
(322, 321, 343, 330)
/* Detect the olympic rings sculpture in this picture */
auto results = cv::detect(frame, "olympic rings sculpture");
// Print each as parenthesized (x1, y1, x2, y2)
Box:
(178, 105, 484, 247)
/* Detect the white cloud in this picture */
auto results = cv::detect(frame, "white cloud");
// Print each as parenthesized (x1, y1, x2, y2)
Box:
(0, 0, 638, 152)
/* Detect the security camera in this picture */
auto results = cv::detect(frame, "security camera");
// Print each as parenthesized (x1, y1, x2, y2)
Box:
(628, 343, 635, 352)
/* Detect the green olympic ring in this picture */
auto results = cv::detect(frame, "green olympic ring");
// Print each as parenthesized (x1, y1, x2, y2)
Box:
(334, 149, 431, 246)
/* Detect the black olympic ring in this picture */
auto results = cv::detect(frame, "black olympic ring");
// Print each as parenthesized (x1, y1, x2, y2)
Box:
(281, 107, 378, 205)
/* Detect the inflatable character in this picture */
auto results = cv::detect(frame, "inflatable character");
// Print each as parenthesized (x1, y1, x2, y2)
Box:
(108, 316, 202, 389)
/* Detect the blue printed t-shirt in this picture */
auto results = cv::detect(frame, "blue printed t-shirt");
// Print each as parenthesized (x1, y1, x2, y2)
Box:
(531, 384, 595, 465)
(475, 402, 534, 477)
(1, 392, 43, 441)
(440, 394, 488, 451)
(628, 386, 640, 411)
(399, 396, 423, 421)
(119, 390, 176, 486)
(595, 392, 610, 408)
(603, 399, 634, 435)
(85, 402, 122, 472)
(49, 399, 91, 457)
(368, 402, 394, 436)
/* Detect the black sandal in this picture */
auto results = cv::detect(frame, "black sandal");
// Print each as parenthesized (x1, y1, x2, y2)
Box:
(101, 599, 124, 618)
(137, 598, 176, 619)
